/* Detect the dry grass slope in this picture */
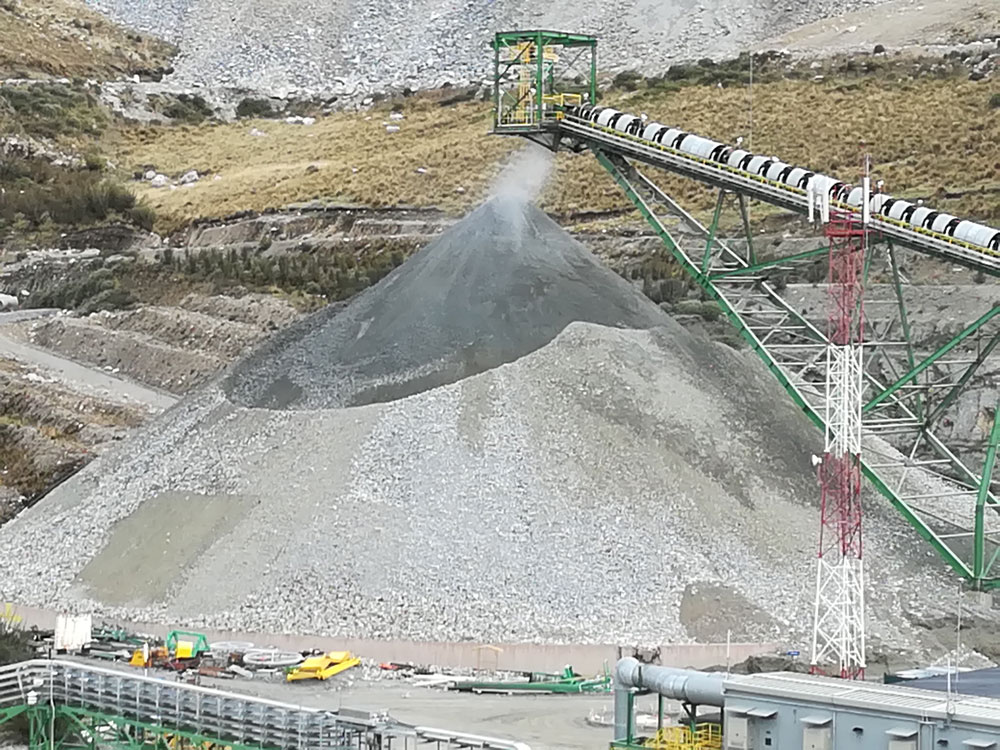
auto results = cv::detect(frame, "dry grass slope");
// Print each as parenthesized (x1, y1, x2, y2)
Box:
(0, 0, 175, 79)
(119, 71, 1000, 233)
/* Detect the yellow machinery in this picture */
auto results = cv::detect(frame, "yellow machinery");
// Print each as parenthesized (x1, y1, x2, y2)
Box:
(129, 645, 169, 668)
(645, 724, 722, 750)
(285, 651, 361, 682)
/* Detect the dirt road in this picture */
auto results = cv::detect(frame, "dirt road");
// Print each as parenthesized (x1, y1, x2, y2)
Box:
(0, 326, 177, 410)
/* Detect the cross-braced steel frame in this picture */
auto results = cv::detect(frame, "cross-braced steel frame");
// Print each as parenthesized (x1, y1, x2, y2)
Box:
(490, 32, 1000, 592)
(593, 150, 1000, 591)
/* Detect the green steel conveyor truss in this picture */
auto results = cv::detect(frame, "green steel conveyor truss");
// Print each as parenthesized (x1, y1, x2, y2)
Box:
(0, 659, 528, 750)
(490, 31, 1000, 590)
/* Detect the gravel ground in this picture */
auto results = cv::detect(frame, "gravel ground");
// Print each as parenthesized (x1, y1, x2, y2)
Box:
(0, 196, 974, 656)
(82, 0, 893, 93)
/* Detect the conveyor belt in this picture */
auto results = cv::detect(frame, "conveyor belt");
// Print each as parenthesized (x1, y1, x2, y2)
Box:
(553, 117, 1000, 277)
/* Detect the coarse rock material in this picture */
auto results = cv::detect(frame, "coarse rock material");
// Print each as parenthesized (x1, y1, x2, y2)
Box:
(83, 0, 896, 93)
(0, 197, 974, 655)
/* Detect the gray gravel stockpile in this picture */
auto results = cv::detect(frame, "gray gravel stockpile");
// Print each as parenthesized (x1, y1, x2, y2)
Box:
(224, 196, 665, 409)
(0, 197, 961, 654)
(83, 0, 890, 93)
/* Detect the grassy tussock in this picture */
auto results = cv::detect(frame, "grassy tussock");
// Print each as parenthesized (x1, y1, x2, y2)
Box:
(0, 157, 155, 233)
(0, 82, 107, 141)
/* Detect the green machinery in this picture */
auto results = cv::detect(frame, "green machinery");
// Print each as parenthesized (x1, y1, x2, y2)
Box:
(450, 664, 611, 694)
(164, 630, 211, 658)
(490, 31, 1000, 590)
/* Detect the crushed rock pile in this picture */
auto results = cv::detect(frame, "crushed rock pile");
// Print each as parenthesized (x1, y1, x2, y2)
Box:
(224, 197, 666, 409)
(85, 0, 894, 93)
(0, 197, 963, 653)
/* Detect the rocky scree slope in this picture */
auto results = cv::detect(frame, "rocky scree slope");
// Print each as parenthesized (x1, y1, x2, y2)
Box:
(84, 0, 893, 93)
(0, 197, 966, 655)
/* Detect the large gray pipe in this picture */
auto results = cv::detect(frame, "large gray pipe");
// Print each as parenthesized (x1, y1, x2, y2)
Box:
(613, 657, 727, 740)
(615, 657, 727, 706)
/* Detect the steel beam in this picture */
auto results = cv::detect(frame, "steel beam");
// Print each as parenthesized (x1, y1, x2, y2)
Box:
(864, 307, 1000, 413)
(592, 148, 973, 580)
(709, 245, 829, 279)
(738, 194, 757, 265)
(702, 190, 726, 274)
(975, 403, 1000, 581)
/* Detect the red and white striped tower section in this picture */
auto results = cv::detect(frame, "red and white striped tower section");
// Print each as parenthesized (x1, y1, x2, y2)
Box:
(809, 160, 870, 680)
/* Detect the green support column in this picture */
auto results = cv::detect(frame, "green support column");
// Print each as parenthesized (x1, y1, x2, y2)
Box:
(535, 31, 543, 125)
(887, 243, 921, 419)
(702, 190, 726, 274)
(493, 41, 500, 129)
(590, 43, 597, 104)
(975, 402, 1000, 581)
(737, 194, 757, 265)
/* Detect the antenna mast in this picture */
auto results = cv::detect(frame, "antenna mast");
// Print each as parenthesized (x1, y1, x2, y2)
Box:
(810, 154, 870, 680)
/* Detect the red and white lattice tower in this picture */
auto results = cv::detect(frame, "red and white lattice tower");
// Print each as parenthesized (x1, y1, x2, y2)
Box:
(809, 164, 870, 680)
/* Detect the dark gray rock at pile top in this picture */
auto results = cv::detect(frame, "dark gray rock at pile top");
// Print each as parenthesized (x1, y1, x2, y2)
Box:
(224, 196, 667, 409)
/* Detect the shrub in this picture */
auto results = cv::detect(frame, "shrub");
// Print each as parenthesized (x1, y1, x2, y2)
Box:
(665, 63, 700, 81)
(79, 287, 137, 314)
(990, 93, 1000, 109)
(236, 97, 276, 119)
(83, 150, 105, 171)
(27, 267, 138, 312)
(612, 70, 644, 91)
(0, 628, 33, 666)
(0, 157, 151, 232)
(149, 93, 214, 124)
(0, 82, 107, 140)
(127, 203, 156, 231)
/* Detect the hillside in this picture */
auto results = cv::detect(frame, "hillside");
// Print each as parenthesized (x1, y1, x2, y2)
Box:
(84, 0, 897, 92)
(0, 0, 175, 79)
(117, 54, 1000, 233)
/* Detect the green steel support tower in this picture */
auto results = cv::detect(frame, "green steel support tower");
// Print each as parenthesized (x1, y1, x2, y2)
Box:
(490, 31, 1000, 592)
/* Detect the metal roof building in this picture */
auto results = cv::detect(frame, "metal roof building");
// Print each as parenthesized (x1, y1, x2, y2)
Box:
(907, 668, 1000, 701)
(724, 672, 1000, 750)
(613, 659, 1000, 750)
